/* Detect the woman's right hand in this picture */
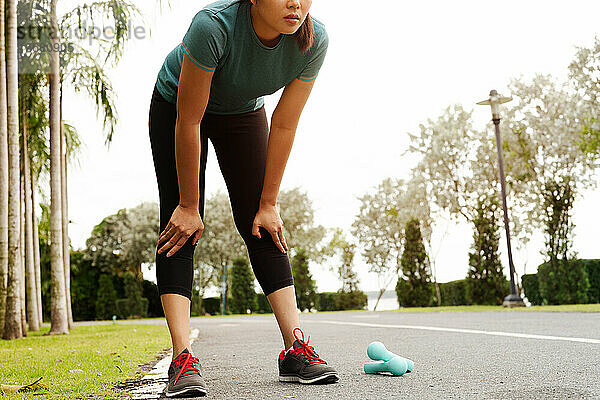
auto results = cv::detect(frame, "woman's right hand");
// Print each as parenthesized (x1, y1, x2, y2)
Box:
(157, 204, 204, 257)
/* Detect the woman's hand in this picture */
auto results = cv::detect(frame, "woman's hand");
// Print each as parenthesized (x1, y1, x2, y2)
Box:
(157, 204, 204, 257)
(252, 204, 288, 254)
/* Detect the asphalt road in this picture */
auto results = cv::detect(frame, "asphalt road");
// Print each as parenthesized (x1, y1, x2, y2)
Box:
(173, 310, 600, 400)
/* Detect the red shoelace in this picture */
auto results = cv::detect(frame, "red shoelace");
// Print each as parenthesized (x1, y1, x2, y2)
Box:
(289, 327, 326, 364)
(173, 352, 200, 383)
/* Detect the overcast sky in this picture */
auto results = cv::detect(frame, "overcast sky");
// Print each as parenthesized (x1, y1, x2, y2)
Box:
(58, 0, 600, 294)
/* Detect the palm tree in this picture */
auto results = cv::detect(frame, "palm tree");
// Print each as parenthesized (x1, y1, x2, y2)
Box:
(47, 0, 69, 335)
(22, 100, 41, 331)
(2, 0, 23, 340)
(0, 0, 9, 332)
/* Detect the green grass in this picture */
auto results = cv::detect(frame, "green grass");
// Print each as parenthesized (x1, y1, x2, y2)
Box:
(0, 323, 171, 400)
(378, 303, 600, 313)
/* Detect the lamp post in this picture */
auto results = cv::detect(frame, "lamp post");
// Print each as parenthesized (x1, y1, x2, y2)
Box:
(476, 90, 525, 308)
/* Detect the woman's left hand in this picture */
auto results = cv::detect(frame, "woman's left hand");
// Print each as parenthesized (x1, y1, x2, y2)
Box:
(252, 204, 288, 254)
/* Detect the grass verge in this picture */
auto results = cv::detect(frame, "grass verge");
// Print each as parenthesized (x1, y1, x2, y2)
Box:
(0, 323, 171, 400)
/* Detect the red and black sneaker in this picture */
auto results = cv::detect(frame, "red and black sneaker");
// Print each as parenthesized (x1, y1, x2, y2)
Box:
(278, 327, 339, 384)
(164, 348, 208, 397)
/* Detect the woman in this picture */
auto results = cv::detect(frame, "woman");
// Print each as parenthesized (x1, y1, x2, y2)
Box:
(148, 0, 336, 397)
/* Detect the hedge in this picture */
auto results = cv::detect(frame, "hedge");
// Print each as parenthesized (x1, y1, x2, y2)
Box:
(522, 274, 542, 305)
(256, 293, 273, 314)
(525, 259, 600, 305)
(582, 259, 600, 303)
(202, 297, 222, 315)
(115, 298, 148, 319)
(538, 260, 589, 305)
(439, 279, 469, 306)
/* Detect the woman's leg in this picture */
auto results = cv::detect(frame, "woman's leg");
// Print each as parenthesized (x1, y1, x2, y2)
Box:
(267, 286, 300, 349)
(148, 85, 209, 358)
(206, 106, 299, 349)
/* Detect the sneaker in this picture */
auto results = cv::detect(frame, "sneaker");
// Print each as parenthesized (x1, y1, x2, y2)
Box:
(278, 327, 339, 384)
(164, 348, 208, 397)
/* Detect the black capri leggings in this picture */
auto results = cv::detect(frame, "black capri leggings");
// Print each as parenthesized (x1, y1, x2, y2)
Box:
(148, 84, 294, 301)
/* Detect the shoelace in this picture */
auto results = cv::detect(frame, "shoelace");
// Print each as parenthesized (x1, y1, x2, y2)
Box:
(289, 327, 326, 364)
(173, 352, 200, 384)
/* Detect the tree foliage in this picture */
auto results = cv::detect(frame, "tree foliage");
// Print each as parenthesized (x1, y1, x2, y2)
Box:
(465, 196, 508, 305)
(83, 202, 158, 280)
(278, 187, 328, 262)
(395, 218, 435, 307)
(95, 274, 116, 320)
(229, 256, 257, 314)
(291, 248, 317, 312)
(503, 75, 599, 233)
(569, 35, 600, 156)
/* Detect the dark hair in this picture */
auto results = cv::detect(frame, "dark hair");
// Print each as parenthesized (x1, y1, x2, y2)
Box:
(249, 0, 315, 54)
(296, 13, 315, 54)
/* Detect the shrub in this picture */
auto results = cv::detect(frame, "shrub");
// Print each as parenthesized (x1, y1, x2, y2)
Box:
(521, 274, 542, 305)
(439, 279, 468, 306)
(465, 196, 507, 305)
(538, 260, 589, 305)
(316, 292, 337, 311)
(292, 248, 317, 312)
(256, 293, 273, 314)
(96, 274, 118, 320)
(397, 218, 436, 307)
(582, 259, 600, 303)
(142, 280, 164, 317)
(230, 257, 258, 314)
(115, 272, 148, 318)
(334, 290, 368, 311)
(202, 297, 221, 315)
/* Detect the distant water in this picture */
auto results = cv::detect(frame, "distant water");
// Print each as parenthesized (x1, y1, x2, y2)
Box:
(366, 290, 398, 311)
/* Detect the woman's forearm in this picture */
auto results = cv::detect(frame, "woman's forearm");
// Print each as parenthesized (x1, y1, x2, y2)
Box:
(175, 118, 201, 209)
(260, 126, 296, 207)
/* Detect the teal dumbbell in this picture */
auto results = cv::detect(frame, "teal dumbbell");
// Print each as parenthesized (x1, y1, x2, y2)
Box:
(365, 341, 414, 373)
(364, 356, 408, 375)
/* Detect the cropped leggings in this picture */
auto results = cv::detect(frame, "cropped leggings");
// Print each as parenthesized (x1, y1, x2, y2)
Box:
(148, 84, 294, 301)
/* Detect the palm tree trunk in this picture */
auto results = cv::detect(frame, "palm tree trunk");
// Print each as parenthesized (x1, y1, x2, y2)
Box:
(60, 84, 73, 328)
(19, 175, 27, 334)
(1, 0, 21, 339)
(0, 0, 9, 333)
(22, 115, 40, 331)
(48, 0, 69, 335)
(31, 172, 43, 323)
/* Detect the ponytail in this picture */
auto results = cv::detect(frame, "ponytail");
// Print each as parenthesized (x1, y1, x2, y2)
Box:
(295, 13, 315, 54)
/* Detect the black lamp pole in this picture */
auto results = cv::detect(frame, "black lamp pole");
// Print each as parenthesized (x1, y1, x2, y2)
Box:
(477, 90, 525, 308)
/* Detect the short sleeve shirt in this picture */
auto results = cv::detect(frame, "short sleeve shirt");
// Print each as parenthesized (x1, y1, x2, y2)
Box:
(154, 0, 329, 115)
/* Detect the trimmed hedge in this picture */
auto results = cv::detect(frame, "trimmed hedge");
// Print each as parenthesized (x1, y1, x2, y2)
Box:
(524, 259, 600, 305)
(316, 292, 337, 311)
(256, 293, 273, 314)
(538, 260, 589, 305)
(439, 279, 469, 306)
(522, 274, 542, 305)
(115, 298, 148, 319)
(142, 280, 164, 317)
(582, 259, 600, 303)
(202, 297, 221, 315)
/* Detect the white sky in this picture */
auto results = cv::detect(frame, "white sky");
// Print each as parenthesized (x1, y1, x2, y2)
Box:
(59, 0, 600, 293)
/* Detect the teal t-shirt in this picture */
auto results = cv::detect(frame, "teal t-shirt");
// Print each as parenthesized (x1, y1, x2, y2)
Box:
(154, 0, 329, 115)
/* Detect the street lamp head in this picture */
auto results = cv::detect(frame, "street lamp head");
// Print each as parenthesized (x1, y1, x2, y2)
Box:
(476, 89, 513, 120)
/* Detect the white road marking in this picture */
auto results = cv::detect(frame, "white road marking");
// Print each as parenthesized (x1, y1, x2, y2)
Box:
(305, 320, 600, 344)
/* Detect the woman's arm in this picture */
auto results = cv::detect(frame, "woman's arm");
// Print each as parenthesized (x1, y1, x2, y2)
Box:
(251, 77, 316, 253)
(175, 55, 214, 208)
(157, 56, 214, 256)
(260, 77, 316, 207)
